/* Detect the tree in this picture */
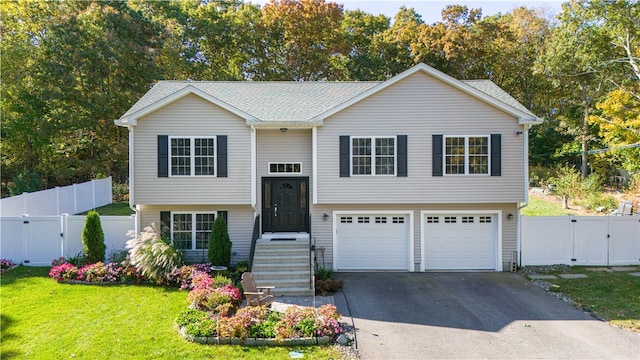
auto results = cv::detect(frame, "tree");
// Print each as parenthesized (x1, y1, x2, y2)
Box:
(208, 215, 231, 267)
(82, 210, 106, 263)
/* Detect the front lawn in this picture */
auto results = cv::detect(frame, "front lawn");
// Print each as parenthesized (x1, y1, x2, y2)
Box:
(521, 194, 576, 216)
(530, 266, 640, 332)
(78, 202, 135, 216)
(0, 266, 343, 359)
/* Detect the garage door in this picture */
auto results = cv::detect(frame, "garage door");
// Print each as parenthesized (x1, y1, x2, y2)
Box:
(423, 214, 497, 270)
(336, 214, 410, 270)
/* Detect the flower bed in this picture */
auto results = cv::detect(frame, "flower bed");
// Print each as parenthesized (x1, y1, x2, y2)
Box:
(1, 259, 17, 274)
(49, 261, 145, 284)
(176, 304, 343, 346)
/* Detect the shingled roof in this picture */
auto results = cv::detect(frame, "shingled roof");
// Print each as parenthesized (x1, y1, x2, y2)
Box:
(117, 64, 542, 126)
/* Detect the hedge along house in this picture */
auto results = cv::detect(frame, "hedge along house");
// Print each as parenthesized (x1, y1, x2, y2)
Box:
(115, 63, 542, 295)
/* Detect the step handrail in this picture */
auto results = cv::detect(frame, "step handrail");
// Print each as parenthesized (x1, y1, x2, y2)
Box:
(309, 214, 313, 290)
(248, 215, 260, 272)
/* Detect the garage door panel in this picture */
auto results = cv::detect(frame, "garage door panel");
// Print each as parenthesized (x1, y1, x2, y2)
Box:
(423, 214, 497, 270)
(336, 213, 410, 270)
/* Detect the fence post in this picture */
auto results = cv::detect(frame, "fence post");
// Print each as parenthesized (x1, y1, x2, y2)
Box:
(61, 214, 69, 259)
(92, 179, 96, 209)
(73, 184, 78, 215)
(22, 192, 29, 216)
(56, 187, 60, 215)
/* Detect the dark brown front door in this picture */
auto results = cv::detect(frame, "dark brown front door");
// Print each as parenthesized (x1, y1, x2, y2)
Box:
(262, 177, 308, 233)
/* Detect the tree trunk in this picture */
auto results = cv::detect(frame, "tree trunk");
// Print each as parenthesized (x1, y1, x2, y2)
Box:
(581, 94, 590, 178)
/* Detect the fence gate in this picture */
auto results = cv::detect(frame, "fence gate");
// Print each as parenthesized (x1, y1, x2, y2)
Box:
(522, 216, 640, 266)
(23, 217, 63, 266)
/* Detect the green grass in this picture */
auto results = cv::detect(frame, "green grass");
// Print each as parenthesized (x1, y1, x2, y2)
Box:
(521, 195, 575, 216)
(78, 202, 135, 216)
(0, 267, 343, 359)
(532, 266, 640, 332)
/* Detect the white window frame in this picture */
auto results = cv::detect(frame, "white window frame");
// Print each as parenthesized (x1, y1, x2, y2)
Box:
(350, 136, 397, 176)
(169, 136, 217, 177)
(268, 162, 303, 175)
(443, 135, 490, 176)
(170, 211, 218, 250)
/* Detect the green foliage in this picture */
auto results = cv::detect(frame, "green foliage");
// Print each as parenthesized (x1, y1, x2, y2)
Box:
(315, 267, 333, 281)
(82, 210, 106, 263)
(126, 223, 183, 283)
(249, 311, 281, 338)
(549, 166, 603, 199)
(7, 172, 43, 196)
(108, 249, 129, 264)
(576, 193, 618, 213)
(184, 319, 217, 338)
(208, 216, 231, 267)
(176, 309, 207, 328)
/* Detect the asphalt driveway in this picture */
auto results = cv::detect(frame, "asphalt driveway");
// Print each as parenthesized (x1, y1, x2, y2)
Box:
(333, 272, 640, 359)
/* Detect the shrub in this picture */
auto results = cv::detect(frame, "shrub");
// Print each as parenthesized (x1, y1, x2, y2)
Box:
(577, 193, 618, 212)
(176, 309, 207, 327)
(49, 263, 79, 282)
(184, 319, 217, 338)
(249, 311, 281, 338)
(187, 273, 241, 311)
(126, 223, 183, 283)
(1, 259, 16, 274)
(275, 305, 317, 339)
(208, 216, 231, 267)
(82, 211, 106, 263)
(108, 249, 129, 264)
(316, 279, 344, 295)
(315, 267, 333, 281)
(66, 252, 87, 267)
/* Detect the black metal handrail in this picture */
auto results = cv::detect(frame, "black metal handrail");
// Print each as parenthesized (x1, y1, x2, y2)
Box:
(248, 215, 260, 272)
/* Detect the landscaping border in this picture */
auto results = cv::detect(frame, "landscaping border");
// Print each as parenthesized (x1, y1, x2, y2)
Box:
(179, 327, 332, 346)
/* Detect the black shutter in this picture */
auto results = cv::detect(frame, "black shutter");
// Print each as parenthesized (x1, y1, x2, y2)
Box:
(217, 135, 227, 177)
(218, 210, 228, 224)
(339, 136, 350, 177)
(160, 211, 171, 239)
(397, 135, 407, 177)
(491, 134, 501, 176)
(432, 135, 443, 176)
(158, 135, 168, 177)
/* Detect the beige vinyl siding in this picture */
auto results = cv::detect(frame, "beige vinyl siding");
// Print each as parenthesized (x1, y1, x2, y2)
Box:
(139, 205, 255, 264)
(256, 129, 313, 214)
(134, 94, 251, 205)
(308, 203, 517, 271)
(316, 71, 525, 204)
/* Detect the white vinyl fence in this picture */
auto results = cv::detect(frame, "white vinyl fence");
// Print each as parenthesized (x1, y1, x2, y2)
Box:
(0, 214, 135, 266)
(0, 177, 112, 217)
(521, 216, 640, 266)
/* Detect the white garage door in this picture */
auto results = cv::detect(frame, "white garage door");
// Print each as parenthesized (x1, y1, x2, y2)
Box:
(423, 214, 497, 270)
(336, 214, 410, 270)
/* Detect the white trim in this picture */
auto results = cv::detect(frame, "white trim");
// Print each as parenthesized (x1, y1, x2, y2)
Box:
(116, 86, 256, 127)
(332, 210, 414, 272)
(349, 136, 397, 176)
(311, 63, 541, 124)
(170, 211, 218, 251)
(251, 126, 257, 208)
(420, 210, 502, 271)
(168, 136, 217, 177)
(443, 135, 491, 176)
(268, 162, 303, 175)
(312, 127, 318, 205)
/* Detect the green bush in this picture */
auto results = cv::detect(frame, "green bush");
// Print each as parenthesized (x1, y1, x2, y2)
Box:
(176, 309, 207, 327)
(549, 166, 604, 199)
(7, 171, 43, 196)
(184, 319, 217, 337)
(208, 216, 231, 267)
(126, 223, 183, 283)
(577, 193, 618, 212)
(315, 267, 333, 281)
(82, 211, 106, 263)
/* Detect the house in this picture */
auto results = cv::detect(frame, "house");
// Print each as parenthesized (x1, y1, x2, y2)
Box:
(115, 63, 542, 294)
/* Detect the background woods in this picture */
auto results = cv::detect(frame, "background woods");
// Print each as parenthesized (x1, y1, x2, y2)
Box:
(2, 0, 639, 196)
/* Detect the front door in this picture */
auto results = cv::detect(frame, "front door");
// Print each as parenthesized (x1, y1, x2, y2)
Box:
(262, 177, 309, 233)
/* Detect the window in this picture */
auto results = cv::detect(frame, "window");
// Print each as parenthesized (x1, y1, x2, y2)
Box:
(479, 216, 492, 223)
(392, 216, 405, 224)
(351, 136, 396, 175)
(462, 216, 474, 223)
(269, 162, 302, 174)
(170, 137, 216, 176)
(171, 212, 216, 250)
(444, 136, 489, 175)
(375, 216, 387, 224)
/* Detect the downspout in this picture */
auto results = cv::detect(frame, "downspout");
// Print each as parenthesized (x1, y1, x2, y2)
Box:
(128, 125, 140, 235)
(516, 124, 531, 267)
(251, 125, 257, 219)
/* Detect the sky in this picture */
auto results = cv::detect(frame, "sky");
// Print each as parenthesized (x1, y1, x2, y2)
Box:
(249, 1, 564, 24)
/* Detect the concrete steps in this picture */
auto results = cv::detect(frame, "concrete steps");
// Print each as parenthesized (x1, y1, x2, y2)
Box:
(251, 234, 313, 296)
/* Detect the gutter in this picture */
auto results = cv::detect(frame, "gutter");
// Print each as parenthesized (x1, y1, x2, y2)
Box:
(127, 125, 140, 235)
